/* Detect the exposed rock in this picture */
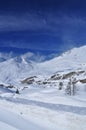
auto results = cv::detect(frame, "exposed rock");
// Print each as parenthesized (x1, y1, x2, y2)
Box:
(50, 74, 60, 79)
(62, 72, 76, 79)
(49, 74, 62, 80)
(6, 84, 15, 88)
(77, 70, 85, 74)
(0, 84, 4, 87)
(79, 79, 86, 83)
(49, 70, 85, 81)
(21, 76, 37, 84)
(21, 70, 85, 87)
(36, 80, 42, 85)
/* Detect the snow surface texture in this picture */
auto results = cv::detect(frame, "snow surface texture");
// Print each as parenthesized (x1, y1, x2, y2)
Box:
(0, 87, 86, 130)
(0, 45, 86, 130)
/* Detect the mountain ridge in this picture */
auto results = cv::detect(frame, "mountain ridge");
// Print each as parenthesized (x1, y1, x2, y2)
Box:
(0, 45, 86, 85)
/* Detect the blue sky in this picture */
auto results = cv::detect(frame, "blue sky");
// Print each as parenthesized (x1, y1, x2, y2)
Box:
(0, 0, 86, 53)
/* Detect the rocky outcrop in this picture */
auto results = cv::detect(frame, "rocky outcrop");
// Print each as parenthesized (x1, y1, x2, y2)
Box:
(21, 76, 37, 84)
(79, 79, 86, 83)
(49, 70, 85, 81)
(21, 70, 86, 87)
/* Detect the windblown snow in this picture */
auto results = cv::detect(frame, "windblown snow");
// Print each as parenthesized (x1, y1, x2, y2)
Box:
(0, 45, 86, 130)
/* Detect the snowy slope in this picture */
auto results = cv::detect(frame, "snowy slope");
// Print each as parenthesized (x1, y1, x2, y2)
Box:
(0, 121, 18, 130)
(0, 56, 37, 85)
(0, 87, 86, 130)
(0, 45, 86, 84)
(35, 45, 86, 76)
(0, 105, 46, 130)
(0, 45, 86, 130)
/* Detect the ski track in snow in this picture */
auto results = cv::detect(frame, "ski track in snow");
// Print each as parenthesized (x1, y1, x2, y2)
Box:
(0, 121, 19, 130)
(0, 106, 46, 130)
(0, 96, 86, 116)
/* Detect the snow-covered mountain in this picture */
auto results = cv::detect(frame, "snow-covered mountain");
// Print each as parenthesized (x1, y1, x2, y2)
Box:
(0, 45, 86, 130)
(0, 51, 47, 84)
(0, 45, 86, 85)
(36, 45, 86, 75)
(0, 55, 37, 85)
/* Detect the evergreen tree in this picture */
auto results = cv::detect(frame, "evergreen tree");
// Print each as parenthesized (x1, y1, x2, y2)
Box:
(58, 82, 63, 90)
(16, 89, 19, 94)
(65, 79, 72, 95)
(72, 77, 76, 95)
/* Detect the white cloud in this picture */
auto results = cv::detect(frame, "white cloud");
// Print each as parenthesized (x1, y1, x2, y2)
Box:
(0, 13, 47, 32)
(0, 13, 86, 35)
(0, 13, 86, 52)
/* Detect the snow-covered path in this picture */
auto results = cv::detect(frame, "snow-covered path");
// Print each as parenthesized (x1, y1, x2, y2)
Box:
(0, 87, 86, 130)
(0, 121, 19, 130)
(0, 106, 46, 130)
(0, 96, 86, 115)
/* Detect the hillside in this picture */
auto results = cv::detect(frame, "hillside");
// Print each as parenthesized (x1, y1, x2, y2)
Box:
(0, 45, 86, 130)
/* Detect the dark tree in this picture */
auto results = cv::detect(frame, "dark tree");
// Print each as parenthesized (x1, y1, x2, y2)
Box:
(58, 82, 63, 90)
(16, 89, 19, 94)
(65, 79, 72, 95)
